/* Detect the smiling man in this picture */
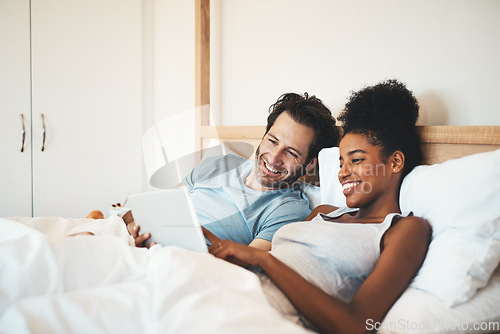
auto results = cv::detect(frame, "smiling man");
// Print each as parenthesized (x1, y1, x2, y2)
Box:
(131, 93, 339, 251)
(186, 93, 340, 250)
(246, 110, 318, 191)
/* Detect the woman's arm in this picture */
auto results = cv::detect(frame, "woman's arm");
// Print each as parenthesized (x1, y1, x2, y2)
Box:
(205, 217, 430, 333)
(248, 238, 272, 251)
(265, 216, 430, 333)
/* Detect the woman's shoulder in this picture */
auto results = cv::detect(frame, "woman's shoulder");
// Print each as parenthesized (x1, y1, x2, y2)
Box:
(397, 215, 430, 230)
(386, 215, 431, 245)
(306, 204, 339, 221)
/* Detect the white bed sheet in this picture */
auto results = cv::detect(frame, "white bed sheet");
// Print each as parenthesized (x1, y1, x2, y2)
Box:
(3, 216, 498, 334)
(0, 217, 311, 334)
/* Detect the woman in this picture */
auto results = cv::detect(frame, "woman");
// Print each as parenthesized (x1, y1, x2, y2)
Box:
(203, 79, 431, 333)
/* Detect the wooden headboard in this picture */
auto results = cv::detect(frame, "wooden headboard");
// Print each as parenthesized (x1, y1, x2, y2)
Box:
(200, 125, 500, 185)
(417, 126, 500, 164)
(201, 125, 500, 164)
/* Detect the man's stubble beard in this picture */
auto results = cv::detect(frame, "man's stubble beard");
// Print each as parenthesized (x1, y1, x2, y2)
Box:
(253, 145, 306, 190)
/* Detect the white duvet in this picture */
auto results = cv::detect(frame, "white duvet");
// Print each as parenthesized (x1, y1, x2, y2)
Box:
(0, 217, 311, 334)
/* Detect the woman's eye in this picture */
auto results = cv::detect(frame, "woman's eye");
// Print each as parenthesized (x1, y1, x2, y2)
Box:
(352, 158, 363, 164)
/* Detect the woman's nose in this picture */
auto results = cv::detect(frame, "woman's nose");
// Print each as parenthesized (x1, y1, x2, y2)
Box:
(338, 163, 351, 180)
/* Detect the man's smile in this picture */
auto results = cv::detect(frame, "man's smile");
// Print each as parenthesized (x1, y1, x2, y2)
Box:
(263, 160, 283, 175)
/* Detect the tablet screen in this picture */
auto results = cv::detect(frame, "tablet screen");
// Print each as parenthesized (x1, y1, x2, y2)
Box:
(126, 187, 208, 252)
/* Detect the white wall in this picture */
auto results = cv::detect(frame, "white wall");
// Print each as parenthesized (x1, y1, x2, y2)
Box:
(142, 0, 195, 189)
(143, 0, 499, 190)
(143, 0, 194, 127)
(210, 0, 500, 126)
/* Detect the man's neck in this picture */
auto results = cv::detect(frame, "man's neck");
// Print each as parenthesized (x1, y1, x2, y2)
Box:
(244, 166, 263, 191)
(245, 166, 284, 192)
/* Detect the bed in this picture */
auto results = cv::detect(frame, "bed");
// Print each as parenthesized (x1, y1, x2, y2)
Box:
(1, 125, 499, 334)
(1, 0, 499, 331)
(191, 2, 500, 329)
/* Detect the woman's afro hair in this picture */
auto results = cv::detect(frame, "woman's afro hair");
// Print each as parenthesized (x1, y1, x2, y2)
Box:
(338, 79, 423, 176)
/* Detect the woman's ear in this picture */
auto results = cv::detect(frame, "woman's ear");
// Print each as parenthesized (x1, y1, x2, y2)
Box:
(306, 157, 318, 173)
(391, 151, 405, 174)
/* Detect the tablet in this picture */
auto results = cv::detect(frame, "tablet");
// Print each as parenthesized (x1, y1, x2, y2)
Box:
(126, 187, 208, 252)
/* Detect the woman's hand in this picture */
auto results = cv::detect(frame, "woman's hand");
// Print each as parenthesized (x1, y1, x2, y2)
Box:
(202, 227, 269, 268)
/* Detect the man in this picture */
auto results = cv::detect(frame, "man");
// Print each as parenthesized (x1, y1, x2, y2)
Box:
(131, 93, 339, 250)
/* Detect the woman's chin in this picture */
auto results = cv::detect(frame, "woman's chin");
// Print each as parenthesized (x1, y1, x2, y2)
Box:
(344, 196, 361, 209)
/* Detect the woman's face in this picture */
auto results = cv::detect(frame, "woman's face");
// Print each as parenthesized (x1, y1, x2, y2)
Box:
(338, 133, 395, 209)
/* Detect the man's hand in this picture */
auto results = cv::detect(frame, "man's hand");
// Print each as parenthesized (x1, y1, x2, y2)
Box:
(202, 227, 269, 268)
(129, 222, 157, 248)
(122, 210, 157, 248)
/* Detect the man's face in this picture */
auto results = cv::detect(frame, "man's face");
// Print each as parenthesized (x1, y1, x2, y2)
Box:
(253, 112, 316, 190)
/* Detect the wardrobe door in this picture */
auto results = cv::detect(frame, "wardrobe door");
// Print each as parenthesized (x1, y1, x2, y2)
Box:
(0, 0, 32, 217)
(31, 0, 143, 217)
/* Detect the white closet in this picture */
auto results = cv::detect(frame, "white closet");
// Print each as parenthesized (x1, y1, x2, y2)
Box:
(0, 0, 143, 217)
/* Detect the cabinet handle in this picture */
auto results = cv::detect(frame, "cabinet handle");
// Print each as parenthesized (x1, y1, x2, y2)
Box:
(41, 113, 46, 152)
(21, 114, 26, 152)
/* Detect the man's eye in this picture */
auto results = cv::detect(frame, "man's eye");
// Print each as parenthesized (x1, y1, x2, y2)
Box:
(287, 151, 298, 158)
(352, 159, 363, 164)
(269, 139, 277, 145)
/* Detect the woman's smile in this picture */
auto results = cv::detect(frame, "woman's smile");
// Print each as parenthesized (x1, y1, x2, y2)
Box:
(341, 180, 361, 195)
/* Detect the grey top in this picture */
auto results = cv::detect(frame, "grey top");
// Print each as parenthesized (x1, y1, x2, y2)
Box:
(255, 207, 401, 328)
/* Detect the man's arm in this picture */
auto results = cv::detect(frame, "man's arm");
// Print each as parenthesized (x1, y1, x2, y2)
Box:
(252, 198, 311, 250)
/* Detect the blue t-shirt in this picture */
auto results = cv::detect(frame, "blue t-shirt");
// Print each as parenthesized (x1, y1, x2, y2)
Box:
(183, 154, 311, 245)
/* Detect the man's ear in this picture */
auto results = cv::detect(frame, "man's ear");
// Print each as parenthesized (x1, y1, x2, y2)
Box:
(305, 157, 318, 173)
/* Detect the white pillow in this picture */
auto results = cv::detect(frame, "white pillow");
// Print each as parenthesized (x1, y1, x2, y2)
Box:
(318, 147, 346, 208)
(401, 149, 500, 307)
(302, 183, 322, 210)
(317, 147, 500, 307)
(379, 269, 500, 334)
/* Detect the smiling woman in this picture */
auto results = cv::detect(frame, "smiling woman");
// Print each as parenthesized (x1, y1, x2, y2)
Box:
(338, 133, 402, 209)
(205, 79, 432, 333)
(334, 79, 423, 213)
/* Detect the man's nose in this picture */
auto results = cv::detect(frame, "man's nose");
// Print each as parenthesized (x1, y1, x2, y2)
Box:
(267, 148, 284, 166)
